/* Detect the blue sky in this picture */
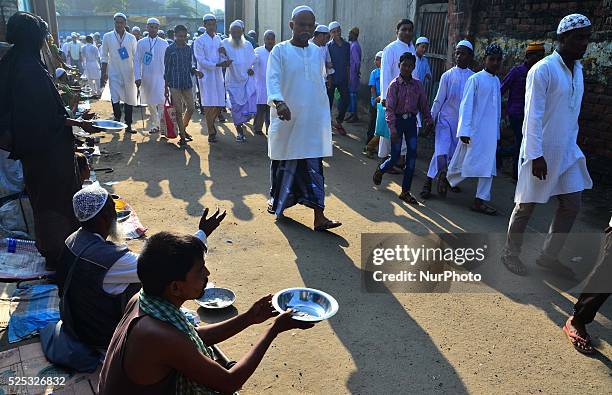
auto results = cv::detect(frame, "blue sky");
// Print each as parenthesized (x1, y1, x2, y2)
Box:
(201, 0, 224, 11)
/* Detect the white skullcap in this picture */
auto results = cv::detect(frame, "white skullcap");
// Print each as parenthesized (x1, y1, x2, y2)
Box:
(229, 20, 243, 31)
(94, 32, 100, 36)
(456, 39, 473, 51)
(416, 36, 429, 45)
(291, 5, 314, 19)
(314, 24, 329, 33)
(71, 32, 77, 37)
(158, 30, 165, 35)
(375, 51, 383, 58)
(328, 21, 341, 31)
(147, 18, 160, 25)
(113, 13, 127, 21)
(55, 68, 66, 78)
(263, 29, 275, 38)
(203, 13, 216, 21)
(197, 26, 206, 33)
(557, 14, 591, 35)
(73, 185, 109, 223)
(248, 30, 256, 35)
(131, 26, 140, 32)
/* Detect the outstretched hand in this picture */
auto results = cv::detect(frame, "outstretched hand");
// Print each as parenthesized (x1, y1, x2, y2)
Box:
(198, 208, 227, 237)
(273, 310, 316, 333)
(247, 294, 278, 325)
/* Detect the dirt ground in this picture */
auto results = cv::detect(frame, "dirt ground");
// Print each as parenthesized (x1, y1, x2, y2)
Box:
(88, 100, 611, 394)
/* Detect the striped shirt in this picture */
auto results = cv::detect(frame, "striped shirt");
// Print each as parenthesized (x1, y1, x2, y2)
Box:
(164, 43, 194, 90)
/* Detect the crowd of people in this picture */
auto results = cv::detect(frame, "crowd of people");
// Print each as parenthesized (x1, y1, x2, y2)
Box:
(0, 4, 609, 393)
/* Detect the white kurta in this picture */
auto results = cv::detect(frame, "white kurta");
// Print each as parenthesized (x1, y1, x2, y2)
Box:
(515, 51, 592, 204)
(134, 36, 168, 105)
(193, 33, 226, 107)
(221, 39, 256, 106)
(447, 70, 501, 183)
(253, 46, 271, 105)
(81, 43, 101, 80)
(100, 30, 138, 105)
(267, 41, 332, 161)
(427, 66, 474, 178)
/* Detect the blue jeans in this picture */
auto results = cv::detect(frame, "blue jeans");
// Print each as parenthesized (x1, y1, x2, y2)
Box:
(348, 92, 358, 113)
(379, 116, 418, 192)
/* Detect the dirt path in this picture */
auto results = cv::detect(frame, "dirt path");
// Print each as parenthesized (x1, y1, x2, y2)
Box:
(90, 101, 611, 394)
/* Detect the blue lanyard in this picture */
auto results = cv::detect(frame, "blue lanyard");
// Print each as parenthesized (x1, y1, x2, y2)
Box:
(114, 31, 125, 48)
(148, 37, 158, 52)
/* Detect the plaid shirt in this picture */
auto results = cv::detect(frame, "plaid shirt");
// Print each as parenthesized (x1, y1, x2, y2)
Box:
(164, 43, 194, 90)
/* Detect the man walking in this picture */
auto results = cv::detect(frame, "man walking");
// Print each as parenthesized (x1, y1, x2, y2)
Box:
(326, 21, 350, 135)
(253, 30, 275, 135)
(346, 27, 362, 123)
(81, 35, 101, 96)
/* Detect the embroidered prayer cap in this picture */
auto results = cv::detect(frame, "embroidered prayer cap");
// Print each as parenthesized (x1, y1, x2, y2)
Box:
(73, 185, 109, 223)
(263, 29, 275, 38)
(328, 21, 341, 31)
(526, 41, 545, 54)
(291, 5, 314, 19)
(113, 13, 127, 21)
(416, 36, 429, 46)
(456, 39, 473, 51)
(229, 20, 243, 31)
(314, 24, 329, 33)
(248, 30, 256, 35)
(203, 13, 216, 21)
(158, 30, 165, 35)
(131, 26, 140, 32)
(557, 14, 591, 35)
(147, 18, 160, 26)
(375, 50, 383, 59)
(55, 67, 66, 79)
(485, 43, 503, 56)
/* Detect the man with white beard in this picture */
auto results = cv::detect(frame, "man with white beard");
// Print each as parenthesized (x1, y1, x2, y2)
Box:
(222, 20, 256, 142)
(134, 17, 168, 134)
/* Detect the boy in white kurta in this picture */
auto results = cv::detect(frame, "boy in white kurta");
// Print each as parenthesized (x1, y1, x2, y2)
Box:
(267, 6, 341, 232)
(253, 30, 275, 135)
(502, 14, 593, 277)
(134, 18, 169, 134)
(447, 43, 503, 215)
(100, 13, 138, 133)
(81, 36, 101, 95)
(421, 40, 474, 199)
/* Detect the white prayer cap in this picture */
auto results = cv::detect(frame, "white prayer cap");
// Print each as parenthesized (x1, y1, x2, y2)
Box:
(197, 26, 206, 33)
(203, 13, 216, 21)
(73, 185, 109, 223)
(557, 14, 591, 35)
(314, 24, 329, 33)
(248, 30, 256, 35)
(263, 29, 275, 38)
(147, 18, 160, 26)
(71, 32, 78, 37)
(113, 13, 127, 21)
(55, 68, 66, 79)
(416, 36, 429, 45)
(131, 26, 140, 32)
(456, 39, 473, 51)
(328, 21, 341, 31)
(158, 30, 165, 35)
(375, 50, 383, 58)
(291, 5, 314, 19)
(229, 20, 243, 31)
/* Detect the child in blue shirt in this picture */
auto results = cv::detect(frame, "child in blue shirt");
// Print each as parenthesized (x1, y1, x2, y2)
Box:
(363, 51, 382, 157)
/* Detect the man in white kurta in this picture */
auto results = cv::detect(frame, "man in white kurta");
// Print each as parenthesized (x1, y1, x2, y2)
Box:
(421, 40, 474, 199)
(253, 30, 275, 135)
(502, 14, 593, 277)
(194, 13, 230, 142)
(81, 36, 101, 95)
(66, 33, 83, 72)
(377, 19, 416, 159)
(267, 5, 341, 232)
(447, 43, 503, 215)
(134, 18, 168, 134)
(222, 21, 256, 142)
(100, 13, 138, 133)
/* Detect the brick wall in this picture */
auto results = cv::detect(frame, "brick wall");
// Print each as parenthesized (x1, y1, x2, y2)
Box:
(449, 0, 612, 182)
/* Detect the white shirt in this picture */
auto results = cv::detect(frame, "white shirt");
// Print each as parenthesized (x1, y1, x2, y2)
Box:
(267, 40, 332, 160)
(515, 51, 592, 203)
(102, 230, 208, 295)
(134, 36, 168, 105)
(193, 32, 226, 107)
(100, 30, 138, 105)
(81, 43, 101, 80)
(430, 66, 474, 124)
(380, 39, 416, 100)
(221, 39, 255, 106)
(253, 45, 271, 105)
(448, 70, 501, 180)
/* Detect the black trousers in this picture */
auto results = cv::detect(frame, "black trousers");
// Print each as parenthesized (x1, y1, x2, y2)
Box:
(367, 104, 377, 143)
(327, 82, 349, 124)
(112, 102, 133, 125)
(573, 227, 612, 325)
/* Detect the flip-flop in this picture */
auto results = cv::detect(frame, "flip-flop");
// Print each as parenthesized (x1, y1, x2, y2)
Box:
(471, 203, 497, 216)
(314, 220, 342, 232)
(501, 255, 527, 276)
(563, 321, 595, 355)
(267, 200, 275, 215)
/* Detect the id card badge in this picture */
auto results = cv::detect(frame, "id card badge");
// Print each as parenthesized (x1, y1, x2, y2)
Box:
(143, 51, 153, 65)
(118, 47, 129, 60)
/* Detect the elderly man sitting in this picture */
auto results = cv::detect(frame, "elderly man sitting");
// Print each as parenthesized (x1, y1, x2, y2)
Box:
(56, 185, 222, 350)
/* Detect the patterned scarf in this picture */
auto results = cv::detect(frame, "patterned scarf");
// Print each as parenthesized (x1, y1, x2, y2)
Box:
(139, 290, 217, 395)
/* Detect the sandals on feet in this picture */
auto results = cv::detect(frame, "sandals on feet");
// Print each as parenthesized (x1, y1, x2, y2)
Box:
(399, 191, 418, 205)
(536, 257, 576, 279)
(420, 179, 432, 199)
(563, 319, 595, 355)
(314, 220, 342, 232)
(471, 202, 497, 215)
(501, 255, 527, 276)
(437, 171, 449, 197)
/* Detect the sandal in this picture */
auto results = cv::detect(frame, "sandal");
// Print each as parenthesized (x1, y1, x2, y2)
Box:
(437, 171, 449, 197)
(450, 186, 461, 193)
(471, 202, 497, 215)
(420, 178, 433, 199)
(208, 135, 218, 143)
(563, 319, 595, 355)
(501, 255, 527, 276)
(267, 199, 275, 215)
(314, 219, 342, 232)
(334, 124, 347, 136)
(399, 191, 418, 205)
(535, 257, 575, 279)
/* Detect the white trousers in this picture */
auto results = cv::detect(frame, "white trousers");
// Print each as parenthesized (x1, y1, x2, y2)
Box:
(87, 79, 100, 95)
(148, 104, 163, 129)
(450, 176, 493, 201)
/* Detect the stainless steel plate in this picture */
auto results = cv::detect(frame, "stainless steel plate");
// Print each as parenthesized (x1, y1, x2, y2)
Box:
(93, 120, 127, 130)
(195, 287, 236, 309)
(272, 287, 339, 322)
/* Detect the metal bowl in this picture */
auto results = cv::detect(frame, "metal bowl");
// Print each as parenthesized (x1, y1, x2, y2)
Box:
(195, 287, 236, 309)
(93, 120, 127, 131)
(272, 287, 339, 322)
